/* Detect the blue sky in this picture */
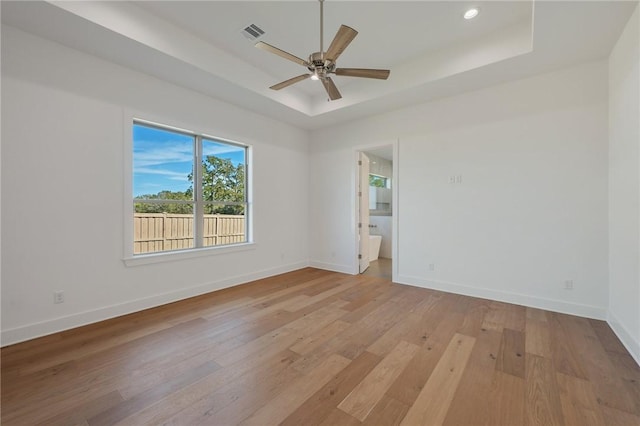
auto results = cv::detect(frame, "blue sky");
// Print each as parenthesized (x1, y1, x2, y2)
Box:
(133, 124, 245, 197)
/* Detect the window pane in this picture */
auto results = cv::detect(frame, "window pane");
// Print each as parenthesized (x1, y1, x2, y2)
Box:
(133, 203, 194, 254)
(369, 174, 388, 188)
(202, 206, 246, 248)
(201, 139, 246, 203)
(133, 123, 194, 202)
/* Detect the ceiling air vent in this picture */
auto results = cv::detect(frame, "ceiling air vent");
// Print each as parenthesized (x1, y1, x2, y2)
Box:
(242, 24, 265, 41)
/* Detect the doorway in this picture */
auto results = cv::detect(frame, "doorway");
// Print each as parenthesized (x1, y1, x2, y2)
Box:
(356, 143, 396, 281)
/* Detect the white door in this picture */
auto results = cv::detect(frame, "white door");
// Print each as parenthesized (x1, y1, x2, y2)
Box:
(359, 152, 370, 273)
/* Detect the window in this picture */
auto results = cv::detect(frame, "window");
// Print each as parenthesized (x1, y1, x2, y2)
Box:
(369, 173, 391, 212)
(369, 174, 390, 188)
(132, 120, 249, 255)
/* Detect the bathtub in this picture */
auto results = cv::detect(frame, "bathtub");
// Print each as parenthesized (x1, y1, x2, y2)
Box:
(369, 235, 382, 262)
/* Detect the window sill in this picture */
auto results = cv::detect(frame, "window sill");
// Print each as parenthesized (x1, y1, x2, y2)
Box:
(123, 242, 256, 267)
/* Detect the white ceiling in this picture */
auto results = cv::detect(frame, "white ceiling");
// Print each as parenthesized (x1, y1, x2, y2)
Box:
(2, 1, 637, 130)
(133, 1, 532, 94)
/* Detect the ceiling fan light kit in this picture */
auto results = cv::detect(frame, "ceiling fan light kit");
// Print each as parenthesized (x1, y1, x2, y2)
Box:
(255, 0, 390, 101)
(464, 8, 480, 20)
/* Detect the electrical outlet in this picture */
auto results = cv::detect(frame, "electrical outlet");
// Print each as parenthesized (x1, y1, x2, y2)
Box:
(53, 291, 64, 304)
(564, 280, 574, 290)
(428, 263, 435, 271)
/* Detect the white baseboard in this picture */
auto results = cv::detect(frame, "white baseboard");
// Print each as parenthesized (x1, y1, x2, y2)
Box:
(309, 260, 356, 275)
(607, 312, 640, 366)
(396, 274, 608, 320)
(1, 261, 309, 347)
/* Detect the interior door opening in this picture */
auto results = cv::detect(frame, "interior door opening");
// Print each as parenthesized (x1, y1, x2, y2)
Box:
(357, 145, 395, 280)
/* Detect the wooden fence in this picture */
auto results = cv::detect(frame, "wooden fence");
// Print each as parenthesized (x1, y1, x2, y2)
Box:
(134, 213, 245, 254)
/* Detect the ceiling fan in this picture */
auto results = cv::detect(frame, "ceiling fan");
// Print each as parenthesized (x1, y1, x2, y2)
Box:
(255, 0, 390, 101)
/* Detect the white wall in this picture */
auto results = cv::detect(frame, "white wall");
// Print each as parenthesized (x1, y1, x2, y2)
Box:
(608, 5, 640, 364)
(1, 27, 310, 345)
(310, 60, 609, 319)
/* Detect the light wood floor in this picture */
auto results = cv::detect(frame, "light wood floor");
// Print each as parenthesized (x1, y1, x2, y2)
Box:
(363, 258, 392, 280)
(2, 268, 639, 425)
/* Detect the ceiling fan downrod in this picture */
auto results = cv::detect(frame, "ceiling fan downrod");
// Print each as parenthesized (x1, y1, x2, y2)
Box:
(319, 0, 324, 60)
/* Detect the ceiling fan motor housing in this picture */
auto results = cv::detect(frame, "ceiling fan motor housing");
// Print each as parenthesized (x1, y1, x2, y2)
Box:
(308, 52, 336, 77)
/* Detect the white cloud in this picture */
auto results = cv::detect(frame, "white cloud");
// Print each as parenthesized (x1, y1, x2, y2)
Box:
(133, 142, 192, 167)
(134, 167, 189, 180)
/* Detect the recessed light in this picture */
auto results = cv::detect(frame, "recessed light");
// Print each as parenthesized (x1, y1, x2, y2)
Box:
(464, 8, 479, 20)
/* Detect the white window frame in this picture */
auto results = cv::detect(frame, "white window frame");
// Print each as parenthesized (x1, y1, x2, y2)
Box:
(123, 114, 254, 267)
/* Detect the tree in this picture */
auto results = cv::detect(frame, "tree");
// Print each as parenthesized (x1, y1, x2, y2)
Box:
(134, 190, 192, 214)
(369, 174, 387, 188)
(197, 156, 245, 215)
(134, 156, 245, 215)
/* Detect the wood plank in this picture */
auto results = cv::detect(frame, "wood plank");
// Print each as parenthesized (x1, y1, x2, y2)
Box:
(35, 391, 124, 426)
(556, 372, 605, 426)
(385, 311, 465, 406)
(456, 298, 490, 337)
(214, 302, 346, 367)
(338, 340, 419, 421)
(482, 301, 523, 331)
(116, 350, 299, 426)
(399, 333, 476, 426)
(446, 370, 526, 426)
(589, 319, 630, 354)
(525, 354, 564, 426)
(339, 283, 404, 323)
(318, 409, 361, 426)
(600, 405, 640, 426)
(548, 313, 589, 380)
(487, 371, 526, 426)
(86, 361, 220, 426)
(290, 294, 417, 374)
(442, 328, 503, 425)
(366, 294, 442, 356)
(289, 320, 350, 355)
(337, 292, 423, 360)
(526, 318, 552, 358)
(283, 279, 361, 311)
(362, 395, 409, 426)
(239, 354, 351, 426)
(155, 350, 302, 426)
(495, 328, 526, 378)
(526, 307, 549, 322)
(280, 351, 381, 426)
(560, 315, 639, 415)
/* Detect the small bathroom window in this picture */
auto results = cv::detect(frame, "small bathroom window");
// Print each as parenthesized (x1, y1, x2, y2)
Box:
(369, 174, 390, 189)
(369, 174, 392, 214)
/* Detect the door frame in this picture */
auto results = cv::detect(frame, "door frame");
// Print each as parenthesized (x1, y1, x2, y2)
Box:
(353, 139, 399, 282)
(358, 152, 371, 274)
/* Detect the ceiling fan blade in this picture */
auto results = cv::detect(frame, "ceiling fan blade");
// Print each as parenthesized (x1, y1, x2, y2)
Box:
(335, 68, 390, 80)
(255, 41, 308, 66)
(321, 77, 342, 100)
(325, 25, 358, 61)
(269, 74, 311, 90)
